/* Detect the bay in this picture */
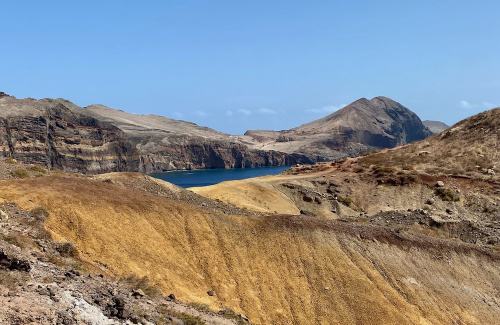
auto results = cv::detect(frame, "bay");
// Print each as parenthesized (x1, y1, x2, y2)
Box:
(150, 165, 290, 188)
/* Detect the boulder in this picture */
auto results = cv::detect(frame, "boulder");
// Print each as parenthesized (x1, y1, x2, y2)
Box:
(0, 210, 8, 221)
(132, 289, 145, 298)
(0, 250, 31, 272)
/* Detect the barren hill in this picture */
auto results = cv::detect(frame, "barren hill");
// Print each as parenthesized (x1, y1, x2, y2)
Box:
(0, 107, 498, 324)
(2, 171, 499, 324)
(0, 93, 311, 174)
(422, 120, 449, 134)
(1, 92, 435, 173)
(243, 96, 432, 161)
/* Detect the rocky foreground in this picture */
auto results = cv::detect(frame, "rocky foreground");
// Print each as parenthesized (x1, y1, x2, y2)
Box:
(0, 160, 250, 325)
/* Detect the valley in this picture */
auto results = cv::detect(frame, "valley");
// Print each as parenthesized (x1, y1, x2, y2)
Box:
(0, 94, 498, 324)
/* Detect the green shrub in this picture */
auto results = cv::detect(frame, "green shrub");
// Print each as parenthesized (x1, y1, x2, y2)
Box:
(29, 165, 47, 174)
(12, 169, 30, 179)
(56, 242, 79, 258)
(434, 187, 460, 202)
(337, 196, 352, 207)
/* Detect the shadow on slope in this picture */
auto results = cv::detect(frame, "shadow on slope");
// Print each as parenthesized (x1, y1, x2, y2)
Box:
(0, 175, 499, 324)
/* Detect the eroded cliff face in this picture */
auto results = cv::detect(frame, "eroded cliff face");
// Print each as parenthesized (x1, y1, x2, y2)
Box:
(0, 95, 312, 173)
(136, 141, 309, 173)
(0, 93, 436, 174)
(0, 100, 135, 174)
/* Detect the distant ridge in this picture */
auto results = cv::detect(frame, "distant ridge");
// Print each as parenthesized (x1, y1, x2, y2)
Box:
(0, 92, 435, 173)
(244, 96, 433, 161)
(423, 120, 450, 134)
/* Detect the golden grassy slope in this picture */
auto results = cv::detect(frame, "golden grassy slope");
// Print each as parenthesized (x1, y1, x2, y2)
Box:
(190, 176, 301, 215)
(1, 174, 499, 324)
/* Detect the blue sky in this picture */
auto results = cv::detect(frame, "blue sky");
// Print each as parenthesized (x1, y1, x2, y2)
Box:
(1, 1, 499, 134)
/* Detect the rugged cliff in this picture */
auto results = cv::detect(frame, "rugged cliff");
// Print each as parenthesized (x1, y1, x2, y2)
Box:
(0, 94, 312, 173)
(135, 139, 308, 173)
(0, 96, 134, 174)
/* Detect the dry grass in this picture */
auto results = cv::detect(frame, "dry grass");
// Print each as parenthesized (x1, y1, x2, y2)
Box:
(0, 175, 499, 324)
(4, 158, 18, 165)
(218, 309, 249, 325)
(0, 270, 29, 291)
(0, 233, 34, 250)
(26, 206, 52, 240)
(356, 108, 500, 180)
(55, 242, 79, 258)
(187, 302, 211, 312)
(120, 274, 163, 299)
(170, 312, 206, 325)
(12, 168, 30, 179)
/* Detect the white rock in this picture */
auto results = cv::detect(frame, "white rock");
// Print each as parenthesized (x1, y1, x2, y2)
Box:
(63, 291, 117, 325)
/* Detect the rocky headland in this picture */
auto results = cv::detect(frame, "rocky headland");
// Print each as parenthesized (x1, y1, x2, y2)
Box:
(0, 93, 434, 174)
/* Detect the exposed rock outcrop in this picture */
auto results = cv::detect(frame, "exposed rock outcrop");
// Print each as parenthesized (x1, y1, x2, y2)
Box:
(0, 93, 433, 173)
(0, 94, 312, 173)
(0, 96, 134, 174)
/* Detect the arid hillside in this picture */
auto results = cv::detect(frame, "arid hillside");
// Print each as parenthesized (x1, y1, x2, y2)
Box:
(422, 120, 449, 134)
(0, 93, 312, 174)
(0, 108, 498, 324)
(1, 173, 499, 324)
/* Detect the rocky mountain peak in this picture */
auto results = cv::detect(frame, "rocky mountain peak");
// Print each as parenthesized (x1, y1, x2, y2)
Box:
(294, 96, 432, 146)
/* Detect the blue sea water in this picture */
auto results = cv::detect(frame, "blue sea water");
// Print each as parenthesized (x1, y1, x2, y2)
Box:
(150, 165, 290, 188)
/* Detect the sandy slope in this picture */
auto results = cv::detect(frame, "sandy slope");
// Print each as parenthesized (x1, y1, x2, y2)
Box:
(1, 174, 499, 324)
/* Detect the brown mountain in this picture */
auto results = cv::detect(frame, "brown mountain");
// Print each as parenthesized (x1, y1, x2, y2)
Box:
(422, 120, 450, 134)
(0, 95, 134, 173)
(0, 93, 311, 173)
(1, 107, 498, 324)
(0, 93, 432, 173)
(244, 96, 433, 160)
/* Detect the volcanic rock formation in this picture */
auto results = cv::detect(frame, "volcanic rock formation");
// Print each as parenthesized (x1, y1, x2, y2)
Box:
(243, 96, 433, 161)
(423, 120, 450, 134)
(0, 95, 134, 174)
(0, 94, 311, 173)
(0, 93, 433, 173)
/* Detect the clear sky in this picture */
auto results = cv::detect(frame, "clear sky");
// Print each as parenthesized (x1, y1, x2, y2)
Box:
(1, 1, 499, 134)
